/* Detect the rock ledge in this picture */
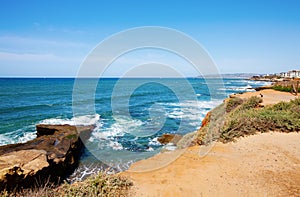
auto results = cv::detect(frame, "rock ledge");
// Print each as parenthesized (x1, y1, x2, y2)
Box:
(0, 124, 94, 190)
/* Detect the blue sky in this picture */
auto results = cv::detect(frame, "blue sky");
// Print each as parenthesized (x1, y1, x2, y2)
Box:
(0, 0, 300, 77)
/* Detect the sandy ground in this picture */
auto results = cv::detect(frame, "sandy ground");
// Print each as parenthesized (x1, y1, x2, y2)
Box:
(124, 132, 300, 197)
(231, 89, 299, 106)
(122, 90, 300, 197)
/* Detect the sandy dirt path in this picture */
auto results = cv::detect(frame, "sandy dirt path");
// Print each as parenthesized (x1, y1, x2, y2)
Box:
(124, 132, 300, 196)
(231, 89, 299, 106)
(122, 90, 300, 196)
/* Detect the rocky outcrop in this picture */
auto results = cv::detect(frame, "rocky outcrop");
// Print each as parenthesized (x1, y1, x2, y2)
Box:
(201, 111, 211, 128)
(254, 85, 273, 91)
(0, 124, 94, 190)
(158, 134, 182, 145)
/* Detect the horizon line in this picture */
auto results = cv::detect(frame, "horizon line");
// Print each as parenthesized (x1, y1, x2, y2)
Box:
(0, 73, 262, 79)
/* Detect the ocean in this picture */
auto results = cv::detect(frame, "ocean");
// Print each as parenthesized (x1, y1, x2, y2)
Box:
(0, 78, 270, 181)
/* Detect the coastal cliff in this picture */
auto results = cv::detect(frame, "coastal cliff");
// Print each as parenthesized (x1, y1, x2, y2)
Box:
(0, 124, 94, 190)
(193, 89, 300, 145)
(124, 89, 300, 196)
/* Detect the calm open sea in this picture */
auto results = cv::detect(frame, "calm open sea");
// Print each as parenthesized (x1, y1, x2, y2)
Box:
(0, 78, 270, 181)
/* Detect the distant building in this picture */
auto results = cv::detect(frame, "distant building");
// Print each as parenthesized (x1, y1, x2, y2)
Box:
(290, 70, 300, 78)
(278, 70, 300, 78)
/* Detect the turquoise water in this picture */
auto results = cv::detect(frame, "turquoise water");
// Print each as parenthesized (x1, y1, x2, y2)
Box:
(0, 78, 270, 180)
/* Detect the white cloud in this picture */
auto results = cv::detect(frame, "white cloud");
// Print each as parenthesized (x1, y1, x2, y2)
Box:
(0, 51, 81, 62)
(0, 36, 88, 49)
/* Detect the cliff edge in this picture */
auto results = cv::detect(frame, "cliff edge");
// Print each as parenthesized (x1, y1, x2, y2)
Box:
(0, 124, 94, 190)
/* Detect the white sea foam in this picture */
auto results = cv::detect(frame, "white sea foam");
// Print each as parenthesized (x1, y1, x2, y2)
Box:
(219, 85, 254, 92)
(236, 79, 272, 87)
(108, 141, 123, 150)
(248, 80, 272, 86)
(146, 147, 154, 151)
(0, 126, 37, 146)
(165, 100, 221, 109)
(18, 131, 37, 143)
(0, 134, 14, 145)
(165, 99, 222, 125)
(40, 114, 101, 126)
(0, 114, 101, 146)
(164, 143, 177, 151)
(67, 163, 109, 183)
(90, 116, 143, 142)
(89, 116, 145, 156)
(148, 137, 161, 146)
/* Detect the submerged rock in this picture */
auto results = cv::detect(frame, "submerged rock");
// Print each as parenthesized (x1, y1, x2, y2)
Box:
(0, 124, 94, 190)
(158, 134, 182, 145)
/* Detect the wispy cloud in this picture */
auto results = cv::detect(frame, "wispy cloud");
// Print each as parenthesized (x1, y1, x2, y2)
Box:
(0, 51, 54, 61)
(31, 22, 87, 35)
(0, 52, 75, 61)
(0, 51, 81, 62)
(0, 36, 88, 49)
(0, 35, 89, 65)
(0, 50, 82, 77)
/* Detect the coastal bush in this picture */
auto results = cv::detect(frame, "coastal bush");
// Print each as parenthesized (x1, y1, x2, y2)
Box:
(238, 96, 262, 111)
(273, 85, 293, 92)
(59, 172, 132, 197)
(0, 172, 132, 197)
(221, 97, 300, 142)
(273, 85, 300, 93)
(225, 97, 243, 112)
(194, 96, 300, 143)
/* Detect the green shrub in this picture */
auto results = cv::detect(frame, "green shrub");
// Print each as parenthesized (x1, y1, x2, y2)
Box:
(238, 96, 262, 111)
(273, 85, 291, 92)
(194, 96, 300, 144)
(273, 85, 300, 93)
(221, 97, 300, 142)
(226, 97, 243, 112)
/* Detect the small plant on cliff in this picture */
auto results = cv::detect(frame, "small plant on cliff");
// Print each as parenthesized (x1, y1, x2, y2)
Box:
(225, 97, 243, 112)
(59, 172, 132, 196)
(0, 172, 132, 197)
(238, 96, 262, 111)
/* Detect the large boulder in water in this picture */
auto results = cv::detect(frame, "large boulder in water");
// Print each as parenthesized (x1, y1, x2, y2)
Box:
(158, 134, 182, 145)
(0, 124, 94, 191)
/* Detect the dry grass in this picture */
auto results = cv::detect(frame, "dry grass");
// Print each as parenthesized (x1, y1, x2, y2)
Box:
(0, 172, 133, 197)
(194, 96, 300, 144)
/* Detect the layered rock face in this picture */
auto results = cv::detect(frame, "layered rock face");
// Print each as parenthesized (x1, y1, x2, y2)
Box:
(0, 124, 94, 190)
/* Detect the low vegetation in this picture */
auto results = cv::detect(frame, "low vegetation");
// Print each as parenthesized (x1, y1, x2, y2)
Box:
(193, 103, 226, 145)
(225, 97, 243, 113)
(221, 96, 300, 142)
(273, 85, 295, 92)
(193, 96, 300, 144)
(272, 80, 300, 93)
(0, 172, 132, 197)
